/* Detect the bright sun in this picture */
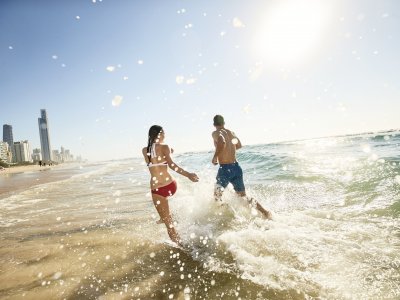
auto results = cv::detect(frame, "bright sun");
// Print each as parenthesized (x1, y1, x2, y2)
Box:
(253, 0, 332, 67)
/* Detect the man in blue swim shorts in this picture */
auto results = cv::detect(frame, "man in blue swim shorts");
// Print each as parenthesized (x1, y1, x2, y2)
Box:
(211, 115, 272, 219)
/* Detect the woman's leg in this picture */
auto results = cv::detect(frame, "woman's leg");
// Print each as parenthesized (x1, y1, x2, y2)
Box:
(152, 194, 181, 244)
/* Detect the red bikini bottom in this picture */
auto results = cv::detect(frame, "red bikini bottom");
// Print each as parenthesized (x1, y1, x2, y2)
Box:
(151, 181, 177, 198)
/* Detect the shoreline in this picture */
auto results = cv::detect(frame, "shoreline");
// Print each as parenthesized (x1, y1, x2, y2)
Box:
(0, 163, 82, 196)
(0, 164, 58, 175)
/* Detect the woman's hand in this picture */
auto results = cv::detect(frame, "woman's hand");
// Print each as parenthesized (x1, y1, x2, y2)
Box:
(188, 173, 199, 182)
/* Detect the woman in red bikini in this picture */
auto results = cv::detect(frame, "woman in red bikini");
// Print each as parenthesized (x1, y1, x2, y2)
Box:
(142, 125, 199, 245)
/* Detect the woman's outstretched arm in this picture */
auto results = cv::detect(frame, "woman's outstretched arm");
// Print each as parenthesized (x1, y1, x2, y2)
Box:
(162, 145, 199, 182)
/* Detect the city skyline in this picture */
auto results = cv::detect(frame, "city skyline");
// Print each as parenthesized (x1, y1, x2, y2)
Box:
(1, 0, 399, 161)
(1, 109, 77, 164)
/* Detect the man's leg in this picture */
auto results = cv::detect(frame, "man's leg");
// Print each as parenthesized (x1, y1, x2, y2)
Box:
(231, 163, 272, 220)
(214, 185, 224, 202)
(215, 166, 228, 202)
(236, 191, 272, 219)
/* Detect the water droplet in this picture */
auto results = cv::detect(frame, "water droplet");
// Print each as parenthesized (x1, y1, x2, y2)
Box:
(232, 17, 245, 28)
(106, 66, 115, 72)
(176, 75, 185, 84)
(111, 95, 123, 107)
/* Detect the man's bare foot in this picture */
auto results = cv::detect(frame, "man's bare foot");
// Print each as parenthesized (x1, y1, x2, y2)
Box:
(256, 203, 273, 220)
(260, 208, 273, 220)
(264, 210, 273, 220)
(156, 219, 163, 224)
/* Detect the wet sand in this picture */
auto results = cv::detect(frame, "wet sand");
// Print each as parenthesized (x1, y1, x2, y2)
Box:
(0, 164, 80, 196)
(0, 165, 52, 175)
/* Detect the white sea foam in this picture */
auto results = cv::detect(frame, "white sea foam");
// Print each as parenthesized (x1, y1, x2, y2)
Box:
(165, 159, 400, 299)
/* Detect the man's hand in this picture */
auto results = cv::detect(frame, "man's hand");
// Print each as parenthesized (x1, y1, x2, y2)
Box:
(212, 155, 218, 165)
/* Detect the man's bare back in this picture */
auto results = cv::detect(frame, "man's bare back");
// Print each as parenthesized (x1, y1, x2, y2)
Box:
(212, 128, 242, 165)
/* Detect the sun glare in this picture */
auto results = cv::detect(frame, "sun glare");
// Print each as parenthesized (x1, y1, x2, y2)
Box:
(253, 0, 332, 67)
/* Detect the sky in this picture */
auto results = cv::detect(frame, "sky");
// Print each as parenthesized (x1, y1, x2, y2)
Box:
(1, 0, 399, 161)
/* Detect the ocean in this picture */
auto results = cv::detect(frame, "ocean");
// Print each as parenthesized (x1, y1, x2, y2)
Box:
(0, 131, 399, 300)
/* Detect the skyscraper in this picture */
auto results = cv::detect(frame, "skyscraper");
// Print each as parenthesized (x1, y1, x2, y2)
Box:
(14, 140, 31, 163)
(2, 124, 15, 162)
(38, 109, 52, 162)
(32, 148, 42, 162)
(0, 141, 12, 163)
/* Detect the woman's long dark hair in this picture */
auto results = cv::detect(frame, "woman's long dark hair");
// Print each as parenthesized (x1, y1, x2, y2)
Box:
(147, 125, 163, 163)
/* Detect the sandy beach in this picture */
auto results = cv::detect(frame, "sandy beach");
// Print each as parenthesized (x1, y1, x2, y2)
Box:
(0, 163, 81, 196)
(0, 164, 54, 175)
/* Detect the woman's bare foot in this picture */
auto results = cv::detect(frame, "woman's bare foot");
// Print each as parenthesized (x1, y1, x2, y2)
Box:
(173, 238, 184, 248)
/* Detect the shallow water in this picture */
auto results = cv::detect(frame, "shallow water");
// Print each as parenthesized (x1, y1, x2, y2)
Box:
(1, 131, 399, 299)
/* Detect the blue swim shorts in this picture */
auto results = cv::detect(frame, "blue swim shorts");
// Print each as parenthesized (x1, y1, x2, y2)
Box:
(216, 162, 245, 192)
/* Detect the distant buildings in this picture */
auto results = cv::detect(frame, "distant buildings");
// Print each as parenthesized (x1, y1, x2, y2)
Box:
(14, 140, 31, 163)
(52, 146, 74, 163)
(38, 109, 52, 162)
(0, 141, 12, 163)
(2, 124, 15, 162)
(32, 148, 42, 162)
(1, 109, 81, 165)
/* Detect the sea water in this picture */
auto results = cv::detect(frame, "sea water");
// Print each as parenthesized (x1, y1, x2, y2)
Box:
(0, 131, 399, 299)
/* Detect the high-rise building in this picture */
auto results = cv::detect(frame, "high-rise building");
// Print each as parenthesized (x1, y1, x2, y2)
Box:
(60, 146, 73, 162)
(52, 150, 61, 163)
(32, 148, 42, 162)
(2, 124, 15, 162)
(38, 109, 52, 162)
(14, 140, 31, 163)
(0, 141, 12, 163)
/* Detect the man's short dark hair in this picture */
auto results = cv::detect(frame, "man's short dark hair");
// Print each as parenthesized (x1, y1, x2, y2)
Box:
(213, 115, 225, 126)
